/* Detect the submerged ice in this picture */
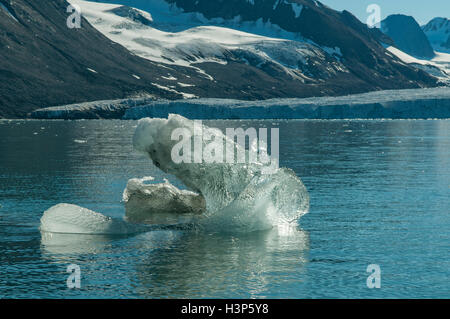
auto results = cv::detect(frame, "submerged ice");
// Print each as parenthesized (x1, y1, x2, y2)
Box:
(40, 114, 309, 234)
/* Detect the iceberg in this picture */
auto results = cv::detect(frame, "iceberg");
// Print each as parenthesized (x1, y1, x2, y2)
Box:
(39, 115, 309, 234)
(133, 114, 309, 232)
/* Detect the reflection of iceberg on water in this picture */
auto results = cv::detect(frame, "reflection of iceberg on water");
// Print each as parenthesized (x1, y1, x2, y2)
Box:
(39, 115, 309, 235)
(41, 232, 115, 256)
(135, 227, 310, 298)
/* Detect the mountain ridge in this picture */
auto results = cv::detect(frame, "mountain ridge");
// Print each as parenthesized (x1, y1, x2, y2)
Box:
(0, 0, 442, 118)
(0, 0, 206, 118)
(423, 17, 450, 53)
(381, 14, 435, 59)
(86, 0, 439, 90)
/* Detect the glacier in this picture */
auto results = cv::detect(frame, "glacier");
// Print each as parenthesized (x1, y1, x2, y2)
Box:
(26, 1, 450, 121)
(386, 47, 450, 84)
(124, 87, 450, 120)
(31, 87, 450, 120)
(65, 0, 448, 92)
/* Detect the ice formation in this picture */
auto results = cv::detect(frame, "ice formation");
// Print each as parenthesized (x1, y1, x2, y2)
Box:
(123, 176, 205, 223)
(68, 0, 345, 79)
(31, 87, 450, 120)
(40, 204, 147, 235)
(133, 114, 309, 232)
(39, 115, 309, 234)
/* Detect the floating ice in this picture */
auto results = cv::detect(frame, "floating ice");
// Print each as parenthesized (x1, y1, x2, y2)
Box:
(133, 114, 309, 232)
(39, 115, 309, 234)
(123, 176, 205, 224)
(40, 204, 146, 235)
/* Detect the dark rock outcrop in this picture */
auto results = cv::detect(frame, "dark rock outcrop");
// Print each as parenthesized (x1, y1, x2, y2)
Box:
(381, 14, 435, 58)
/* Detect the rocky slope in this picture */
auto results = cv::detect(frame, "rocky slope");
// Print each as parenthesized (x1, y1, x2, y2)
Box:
(380, 14, 435, 59)
(377, 15, 450, 84)
(0, 0, 214, 117)
(0, 0, 441, 118)
(423, 17, 450, 53)
(89, 0, 436, 92)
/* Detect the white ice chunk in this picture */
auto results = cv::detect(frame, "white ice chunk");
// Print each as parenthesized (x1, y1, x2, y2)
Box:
(123, 176, 205, 223)
(40, 204, 146, 235)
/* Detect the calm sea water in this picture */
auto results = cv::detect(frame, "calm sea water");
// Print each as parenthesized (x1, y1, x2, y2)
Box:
(0, 119, 449, 299)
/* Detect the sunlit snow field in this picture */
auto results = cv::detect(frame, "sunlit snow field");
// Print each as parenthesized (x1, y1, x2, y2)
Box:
(0, 119, 449, 298)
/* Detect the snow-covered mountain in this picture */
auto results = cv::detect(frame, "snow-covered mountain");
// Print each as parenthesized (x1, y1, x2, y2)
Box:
(377, 14, 450, 84)
(30, 87, 450, 120)
(423, 17, 450, 54)
(75, 0, 438, 93)
(73, 0, 348, 82)
(0, 0, 442, 118)
(0, 0, 203, 118)
(384, 47, 450, 84)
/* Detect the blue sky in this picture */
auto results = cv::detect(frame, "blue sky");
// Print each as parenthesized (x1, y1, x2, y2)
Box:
(318, 0, 450, 25)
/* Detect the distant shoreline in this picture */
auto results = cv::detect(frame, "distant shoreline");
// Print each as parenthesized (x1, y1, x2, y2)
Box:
(27, 87, 450, 120)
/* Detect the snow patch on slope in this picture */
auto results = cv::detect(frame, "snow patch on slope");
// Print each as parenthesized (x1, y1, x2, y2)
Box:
(387, 46, 450, 84)
(291, 3, 303, 18)
(69, 0, 347, 81)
